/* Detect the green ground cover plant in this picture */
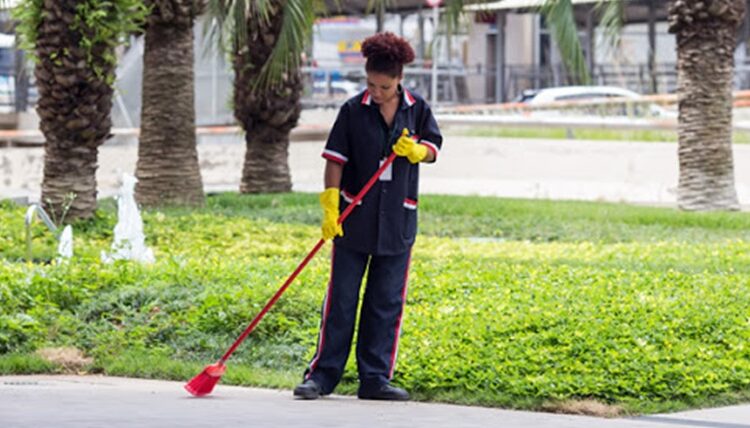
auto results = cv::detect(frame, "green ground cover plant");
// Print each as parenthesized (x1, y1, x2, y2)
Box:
(2, 194, 750, 414)
(451, 126, 750, 144)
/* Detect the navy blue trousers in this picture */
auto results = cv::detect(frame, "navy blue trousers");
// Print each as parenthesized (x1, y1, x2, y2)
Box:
(304, 244, 412, 394)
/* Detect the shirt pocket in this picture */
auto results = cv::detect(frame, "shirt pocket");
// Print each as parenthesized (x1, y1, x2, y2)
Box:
(402, 198, 418, 240)
(339, 189, 365, 237)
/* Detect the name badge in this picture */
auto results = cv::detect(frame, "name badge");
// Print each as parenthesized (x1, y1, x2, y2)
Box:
(379, 158, 392, 181)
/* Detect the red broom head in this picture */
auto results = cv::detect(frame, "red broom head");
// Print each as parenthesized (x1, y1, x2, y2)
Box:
(184, 362, 226, 397)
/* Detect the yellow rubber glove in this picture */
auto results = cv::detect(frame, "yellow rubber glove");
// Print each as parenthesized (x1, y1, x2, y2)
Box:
(393, 128, 428, 164)
(320, 187, 343, 240)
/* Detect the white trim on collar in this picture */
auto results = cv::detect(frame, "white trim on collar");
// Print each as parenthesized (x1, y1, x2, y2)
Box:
(402, 88, 416, 107)
(361, 90, 372, 105)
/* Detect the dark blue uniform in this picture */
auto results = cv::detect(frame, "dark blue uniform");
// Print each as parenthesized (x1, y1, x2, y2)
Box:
(321, 87, 442, 255)
(304, 87, 442, 395)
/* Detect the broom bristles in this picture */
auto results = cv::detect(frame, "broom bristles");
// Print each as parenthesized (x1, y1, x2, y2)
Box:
(184, 362, 226, 397)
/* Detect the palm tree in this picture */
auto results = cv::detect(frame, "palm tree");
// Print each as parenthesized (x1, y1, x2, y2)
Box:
(206, 0, 316, 193)
(135, 0, 206, 207)
(13, 0, 147, 220)
(668, 0, 745, 211)
(185, 0, 743, 211)
(539, 0, 744, 211)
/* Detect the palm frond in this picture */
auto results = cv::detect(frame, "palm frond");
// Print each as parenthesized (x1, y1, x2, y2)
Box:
(204, 0, 238, 53)
(206, 0, 277, 54)
(201, 0, 350, 92)
(595, 0, 624, 57)
(203, 0, 227, 54)
(234, 0, 249, 50)
(252, 0, 273, 25)
(443, 0, 467, 35)
(366, 0, 394, 16)
(541, 0, 590, 84)
(254, 0, 316, 90)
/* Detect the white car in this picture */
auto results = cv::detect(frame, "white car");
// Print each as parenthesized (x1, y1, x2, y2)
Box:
(312, 80, 362, 98)
(518, 86, 675, 119)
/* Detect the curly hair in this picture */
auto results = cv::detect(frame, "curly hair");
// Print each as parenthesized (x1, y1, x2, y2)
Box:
(361, 32, 416, 77)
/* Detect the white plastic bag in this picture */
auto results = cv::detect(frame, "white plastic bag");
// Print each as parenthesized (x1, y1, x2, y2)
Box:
(101, 173, 155, 264)
(57, 225, 73, 260)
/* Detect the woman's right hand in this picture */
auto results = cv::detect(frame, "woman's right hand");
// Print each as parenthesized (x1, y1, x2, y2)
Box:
(320, 187, 343, 240)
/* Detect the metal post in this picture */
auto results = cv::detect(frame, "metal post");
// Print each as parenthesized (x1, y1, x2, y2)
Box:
(377, 5, 385, 33)
(325, 69, 332, 97)
(586, 7, 595, 83)
(447, 22, 454, 102)
(431, 5, 439, 106)
(14, 48, 27, 112)
(533, 15, 541, 90)
(648, 0, 657, 93)
(211, 41, 218, 124)
(495, 11, 506, 103)
(418, 5, 425, 61)
(418, 6, 427, 93)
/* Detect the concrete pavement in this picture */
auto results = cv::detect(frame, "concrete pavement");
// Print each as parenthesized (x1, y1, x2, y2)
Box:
(3, 106, 750, 206)
(4, 134, 750, 207)
(3, 375, 750, 428)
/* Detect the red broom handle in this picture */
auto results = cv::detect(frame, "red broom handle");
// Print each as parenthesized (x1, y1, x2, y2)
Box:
(219, 152, 398, 363)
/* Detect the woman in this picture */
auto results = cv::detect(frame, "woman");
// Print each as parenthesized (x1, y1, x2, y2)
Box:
(294, 32, 442, 401)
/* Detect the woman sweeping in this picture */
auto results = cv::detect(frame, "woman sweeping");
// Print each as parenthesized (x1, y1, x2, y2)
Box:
(294, 32, 443, 401)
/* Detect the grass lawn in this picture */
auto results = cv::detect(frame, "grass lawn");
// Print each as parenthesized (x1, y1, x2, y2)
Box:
(449, 126, 750, 144)
(2, 194, 750, 415)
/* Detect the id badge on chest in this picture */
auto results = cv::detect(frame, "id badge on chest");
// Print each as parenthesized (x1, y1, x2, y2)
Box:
(379, 158, 393, 181)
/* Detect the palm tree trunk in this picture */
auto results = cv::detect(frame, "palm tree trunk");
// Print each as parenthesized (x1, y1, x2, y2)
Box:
(136, 9, 204, 206)
(670, 0, 746, 211)
(42, 139, 100, 220)
(240, 124, 293, 192)
(234, 1, 302, 193)
(37, 1, 115, 220)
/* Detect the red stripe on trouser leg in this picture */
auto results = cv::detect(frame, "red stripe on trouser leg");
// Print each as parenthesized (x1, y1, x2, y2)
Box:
(387, 250, 412, 379)
(306, 246, 336, 378)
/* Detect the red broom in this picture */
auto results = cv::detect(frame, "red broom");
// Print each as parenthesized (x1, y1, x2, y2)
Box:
(185, 152, 398, 396)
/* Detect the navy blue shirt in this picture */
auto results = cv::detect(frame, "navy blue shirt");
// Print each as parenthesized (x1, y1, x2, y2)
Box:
(321, 87, 443, 256)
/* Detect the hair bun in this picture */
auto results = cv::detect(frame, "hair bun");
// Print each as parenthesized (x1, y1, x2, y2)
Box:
(361, 32, 415, 65)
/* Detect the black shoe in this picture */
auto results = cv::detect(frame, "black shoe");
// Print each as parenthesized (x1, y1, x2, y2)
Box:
(357, 383, 410, 401)
(293, 379, 322, 399)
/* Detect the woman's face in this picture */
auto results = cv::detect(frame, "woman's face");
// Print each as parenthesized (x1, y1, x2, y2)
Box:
(366, 71, 402, 105)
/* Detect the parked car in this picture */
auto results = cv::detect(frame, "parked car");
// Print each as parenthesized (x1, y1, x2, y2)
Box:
(515, 86, 676, 119)
(312, 79, 362, 98)
(302, 79, 363, 109)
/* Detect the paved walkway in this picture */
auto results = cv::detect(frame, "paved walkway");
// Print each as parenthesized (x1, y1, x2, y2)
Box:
(3, 106, 750, 206)
(4, 134, 750, 207)
(0, 137, 689, 203)
(2, 375, 750, 428)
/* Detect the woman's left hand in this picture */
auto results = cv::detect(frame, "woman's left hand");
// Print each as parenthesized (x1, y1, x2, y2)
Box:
(393, 128, 428, 164)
